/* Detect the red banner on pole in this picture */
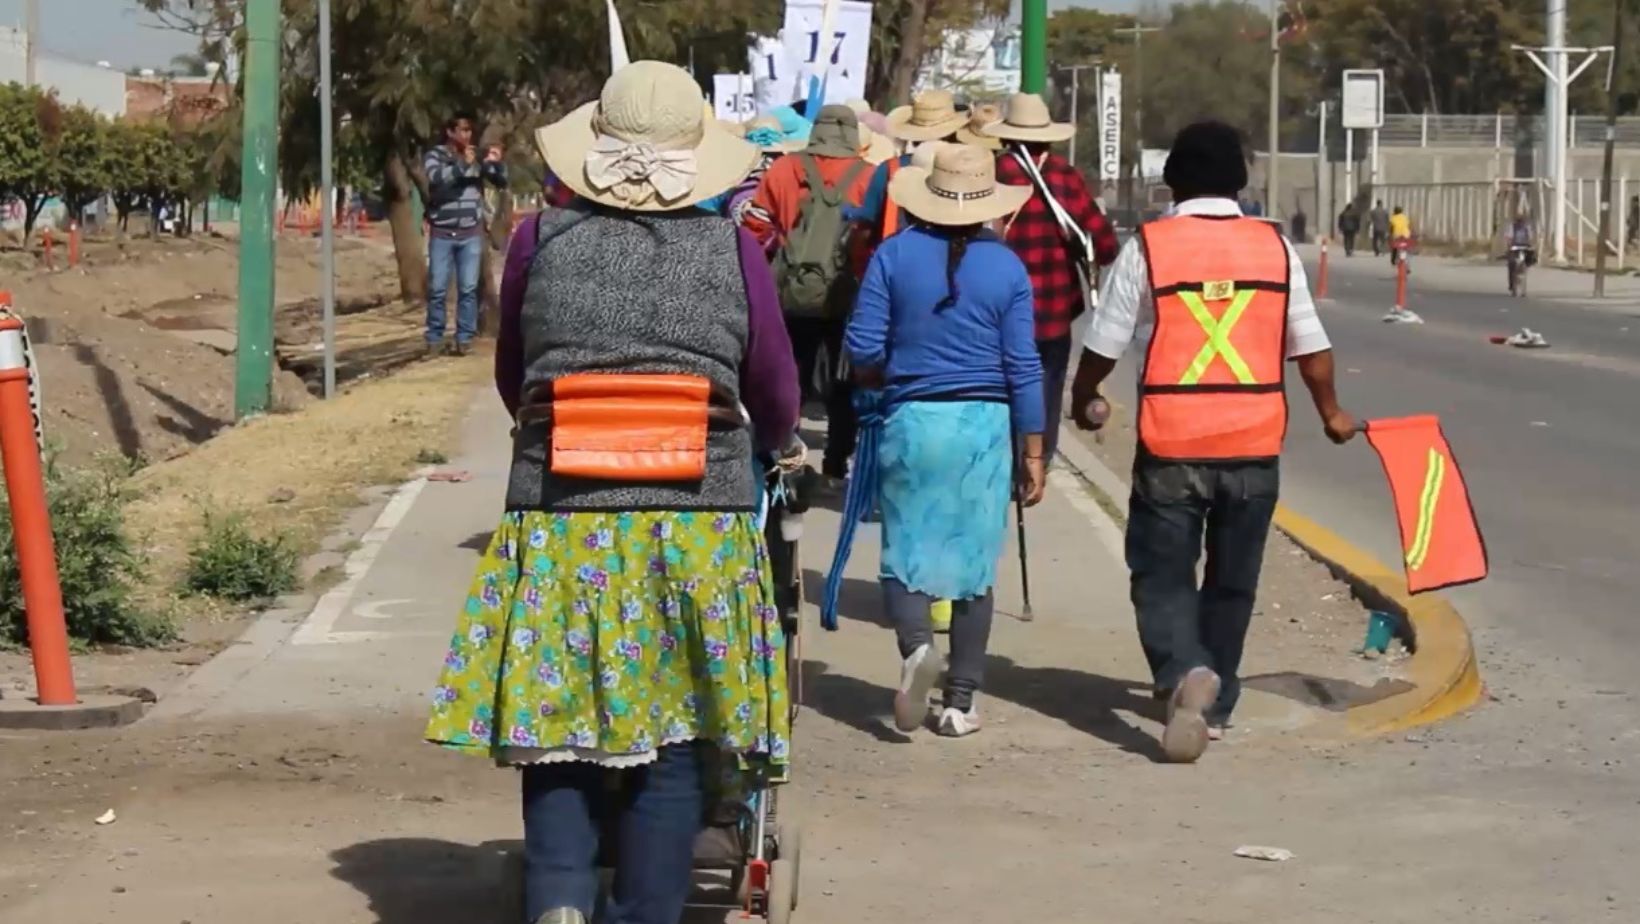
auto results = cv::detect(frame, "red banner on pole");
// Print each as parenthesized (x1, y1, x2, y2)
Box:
(1364, 416, 1488, 594)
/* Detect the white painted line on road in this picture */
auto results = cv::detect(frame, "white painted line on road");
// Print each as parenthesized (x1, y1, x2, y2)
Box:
(291, 471, 431, 646)
(1048, 468, 1127, 563)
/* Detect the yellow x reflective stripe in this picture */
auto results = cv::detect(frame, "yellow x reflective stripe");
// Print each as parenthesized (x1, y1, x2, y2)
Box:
(1406, 448, 1446, 572)
(1177, 290, 1258, 386)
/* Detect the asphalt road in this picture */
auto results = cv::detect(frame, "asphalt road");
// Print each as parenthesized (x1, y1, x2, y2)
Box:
(1085, 250, 1640, 691)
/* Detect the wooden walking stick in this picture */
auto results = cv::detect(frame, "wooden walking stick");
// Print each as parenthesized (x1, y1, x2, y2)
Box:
(1011, 430, 1033, 622)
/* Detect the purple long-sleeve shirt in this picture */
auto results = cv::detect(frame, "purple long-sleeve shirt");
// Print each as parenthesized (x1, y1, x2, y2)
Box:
(496, 211, 800, 454)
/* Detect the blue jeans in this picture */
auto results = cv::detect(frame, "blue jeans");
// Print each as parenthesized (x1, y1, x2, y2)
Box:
(426, 233, 483, 345)
(521, 742, 704, 924)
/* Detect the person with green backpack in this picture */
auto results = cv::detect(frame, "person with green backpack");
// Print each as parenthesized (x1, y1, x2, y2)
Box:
(744, 104, 874, 478)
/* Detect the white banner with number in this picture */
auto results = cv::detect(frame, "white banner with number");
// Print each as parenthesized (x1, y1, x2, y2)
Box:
(714, 74, 757, 122)
(1098, 70, 1122, 185)
(782, 0, 873, 106)
(749, 35, 792, 112)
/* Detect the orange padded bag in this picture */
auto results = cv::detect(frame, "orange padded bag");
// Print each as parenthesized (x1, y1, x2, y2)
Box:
(550, 374, 712, 482)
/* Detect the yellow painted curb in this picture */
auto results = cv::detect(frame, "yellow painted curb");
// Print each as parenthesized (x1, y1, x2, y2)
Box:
(1273, 505, 1484, 735)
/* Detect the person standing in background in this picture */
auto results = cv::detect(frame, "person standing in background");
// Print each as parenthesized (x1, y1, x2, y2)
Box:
(984, 93, 1119, 466)
(1388, 205, 1413, 266)
(1337, 202, 1360, 256)
(1369, 199, 1390, 257)
(423, 113, 507, 357)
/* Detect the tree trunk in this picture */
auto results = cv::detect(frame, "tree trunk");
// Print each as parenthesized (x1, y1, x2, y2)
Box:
(887, 0, 933, 108)
(22, 195, 45, 246)
(385, 151, 428, 303)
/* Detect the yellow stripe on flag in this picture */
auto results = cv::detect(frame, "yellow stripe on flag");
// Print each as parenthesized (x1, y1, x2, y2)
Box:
(1406, 448, 1445, 571)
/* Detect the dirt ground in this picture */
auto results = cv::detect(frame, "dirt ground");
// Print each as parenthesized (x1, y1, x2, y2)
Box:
(4, 232, 413, 467)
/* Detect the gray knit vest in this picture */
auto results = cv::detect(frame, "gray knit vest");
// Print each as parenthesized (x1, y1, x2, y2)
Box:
(503, 206, 755, 512)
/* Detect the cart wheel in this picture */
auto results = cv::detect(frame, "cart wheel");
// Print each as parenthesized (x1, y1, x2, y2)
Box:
(767, 858, 797, 924)
(498, 848, 525, 924)
(780, 824, 803, 910)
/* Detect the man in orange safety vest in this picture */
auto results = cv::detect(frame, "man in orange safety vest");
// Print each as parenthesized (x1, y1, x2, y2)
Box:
(1069, 121, 1358, 763)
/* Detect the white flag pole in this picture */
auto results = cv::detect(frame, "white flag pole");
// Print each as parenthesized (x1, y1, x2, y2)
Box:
(606, 0, 631, 71)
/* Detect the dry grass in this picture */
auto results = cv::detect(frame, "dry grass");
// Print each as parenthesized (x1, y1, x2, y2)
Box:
(123, 353, 488, 609)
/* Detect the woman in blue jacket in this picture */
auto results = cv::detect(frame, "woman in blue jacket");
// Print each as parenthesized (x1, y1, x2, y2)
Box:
(840, 143, 1046, 738)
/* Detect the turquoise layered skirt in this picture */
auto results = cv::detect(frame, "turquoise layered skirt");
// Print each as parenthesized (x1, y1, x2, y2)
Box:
(877, 400, 1012, 601)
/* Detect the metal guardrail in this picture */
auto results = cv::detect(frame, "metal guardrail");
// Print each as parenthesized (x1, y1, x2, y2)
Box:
(1378, 113, 1640, 148)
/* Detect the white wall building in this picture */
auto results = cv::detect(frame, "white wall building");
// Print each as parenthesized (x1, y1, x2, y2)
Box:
(919, 22, 1021, 100)
(0, 26, 127, 117)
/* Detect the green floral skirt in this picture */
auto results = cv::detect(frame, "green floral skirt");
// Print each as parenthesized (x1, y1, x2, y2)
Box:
(425, 511, 791, 782)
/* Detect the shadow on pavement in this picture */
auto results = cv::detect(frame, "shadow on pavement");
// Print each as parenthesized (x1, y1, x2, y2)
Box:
(800, 659, 913, 744)
(1245, 671, 1415, 712)
(330, 837, 515, 923)
(802, 569, 889, 628)
(982, 655, 1171, 762)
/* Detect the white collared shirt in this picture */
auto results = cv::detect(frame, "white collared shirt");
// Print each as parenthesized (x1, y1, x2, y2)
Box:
(1083, 197, 1331, 371)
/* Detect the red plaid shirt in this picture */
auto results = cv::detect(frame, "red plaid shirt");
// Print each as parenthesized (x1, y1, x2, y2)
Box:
(996, 151, 1120, 341)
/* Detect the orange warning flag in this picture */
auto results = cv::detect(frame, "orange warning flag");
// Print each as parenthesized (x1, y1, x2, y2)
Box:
(1364, 416, 1488, 594)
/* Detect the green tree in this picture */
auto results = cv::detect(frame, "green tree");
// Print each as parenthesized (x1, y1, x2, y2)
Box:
(0, 83, 61, 242)
(52, 104, 112, 227)
(105, 120, 181, 238)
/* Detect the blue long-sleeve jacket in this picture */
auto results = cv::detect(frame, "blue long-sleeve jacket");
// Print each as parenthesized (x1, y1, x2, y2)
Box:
(845, 225, 1045, 434)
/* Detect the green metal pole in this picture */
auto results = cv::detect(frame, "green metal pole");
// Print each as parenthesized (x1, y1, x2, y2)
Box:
(236, 0, 280, 419)
(1021, 0, 1048, 95)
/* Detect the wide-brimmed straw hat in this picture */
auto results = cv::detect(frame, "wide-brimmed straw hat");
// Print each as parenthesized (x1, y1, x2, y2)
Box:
(982, 92, 1076, 144)
(886, 89, 968, 142)
(955, 102, 1004, 150)
(856, 121, 896, 164)
(888, 143, 1031, 227)
(536, 61, 759, 212)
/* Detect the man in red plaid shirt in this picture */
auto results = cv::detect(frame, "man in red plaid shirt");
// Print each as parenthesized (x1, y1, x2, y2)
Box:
(984, 93, 1120, 464)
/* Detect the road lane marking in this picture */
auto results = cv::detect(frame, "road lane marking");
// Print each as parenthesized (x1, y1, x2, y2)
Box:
(291, 471, 430, 646)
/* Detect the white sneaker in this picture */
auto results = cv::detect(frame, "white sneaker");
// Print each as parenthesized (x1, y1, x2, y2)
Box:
(534, 910, 587, 924)
(893, 644, 941, 732)
(937, 705, 981, 737)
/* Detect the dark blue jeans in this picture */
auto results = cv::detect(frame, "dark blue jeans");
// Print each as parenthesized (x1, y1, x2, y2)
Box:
(521, 742, 705, 924)
(1036, 335, 1072, 465)
(1126, 459, 1279, 725)
(426, 233, 483, 346)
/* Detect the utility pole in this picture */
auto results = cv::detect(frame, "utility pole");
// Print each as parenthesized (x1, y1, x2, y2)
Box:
(236, 0, 280, 419)
(1114, 23, 1159, 211)
(319, 0, 337, 398)
(1595, 0, 1625, 296)
(1514, 37, 1612, 264)
(23, 0, 38, 87)
(1267, 0, 1281, 218)
(1059, 63, 1101, 166)
(1021, 0, 1048, 94)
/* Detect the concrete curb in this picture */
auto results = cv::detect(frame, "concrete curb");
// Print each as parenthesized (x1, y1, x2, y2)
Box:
(1054, 423, 1484, 736)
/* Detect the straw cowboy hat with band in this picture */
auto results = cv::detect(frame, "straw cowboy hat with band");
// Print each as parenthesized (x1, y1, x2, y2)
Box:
(889, 143, 1031, 227)
(886, 89, 968, 142)
(536, 60, 759, 212)
(981, 92, 1076, 144)
(955, 101, 1004, 150)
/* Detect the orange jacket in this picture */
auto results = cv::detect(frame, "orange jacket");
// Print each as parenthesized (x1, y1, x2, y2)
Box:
(742, 152, 874, 249)
(1138, 215, 1290, 462)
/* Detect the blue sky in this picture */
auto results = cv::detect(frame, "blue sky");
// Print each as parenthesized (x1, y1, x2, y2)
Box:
(0, 0, 196, 70)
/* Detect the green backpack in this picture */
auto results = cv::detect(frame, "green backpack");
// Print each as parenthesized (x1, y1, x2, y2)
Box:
(774, 154, 870, 319)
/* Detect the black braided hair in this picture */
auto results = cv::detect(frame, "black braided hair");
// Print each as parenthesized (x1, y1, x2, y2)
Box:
(934, 226, 980, 312)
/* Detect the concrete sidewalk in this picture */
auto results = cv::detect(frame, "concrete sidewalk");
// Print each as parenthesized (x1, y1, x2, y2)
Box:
(1301, 241, 1640, 309)
(4, 388, 1551, 924)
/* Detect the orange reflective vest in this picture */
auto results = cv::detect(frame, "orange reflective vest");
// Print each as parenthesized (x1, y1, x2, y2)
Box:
(881, 158, 902, 239)
(1138, 215, 1290, 462)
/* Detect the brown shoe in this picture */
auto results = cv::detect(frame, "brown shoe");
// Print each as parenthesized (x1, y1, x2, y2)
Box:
(1162, 666, 1220, 764)
(453, 341, 472, 357)
(425, 342, 443, 360)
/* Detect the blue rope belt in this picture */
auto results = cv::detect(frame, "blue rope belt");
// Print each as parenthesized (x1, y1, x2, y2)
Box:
(820, 388, 884, 631)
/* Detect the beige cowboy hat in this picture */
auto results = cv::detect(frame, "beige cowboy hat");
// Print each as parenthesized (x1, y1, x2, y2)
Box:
(955, 102, 1004, 150)
(742, 114, 806, 153)
(856, 121, 896, 164)
(536, 60, 759, 212)
(982, 92, 1076, 144)
(885, 89, 968, 142)
(889, 143, 1031, 227)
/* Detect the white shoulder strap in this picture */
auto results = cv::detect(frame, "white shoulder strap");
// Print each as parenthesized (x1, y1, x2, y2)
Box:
(1011, 150, 1094, 265)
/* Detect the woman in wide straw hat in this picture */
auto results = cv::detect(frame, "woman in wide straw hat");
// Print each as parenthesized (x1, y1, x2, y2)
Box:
(826, 144, 1047, 739)
(846, 89, 972, 242)
(425, 60, 801, 924)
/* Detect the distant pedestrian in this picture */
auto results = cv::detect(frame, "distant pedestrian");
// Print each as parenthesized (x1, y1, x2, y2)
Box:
(1389, 205, 1413, 266)
(422, 112, 507, 357)
(1291, 206, 1308, 243)
(986, 92, 1120, 464)
(1337, 203, 1361, 255)
(1369, 199, 1390, 256)
(1627, 195, 1638, 245)
(1070, 121, 1357, 763)
(840, 144, 1046, 738)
